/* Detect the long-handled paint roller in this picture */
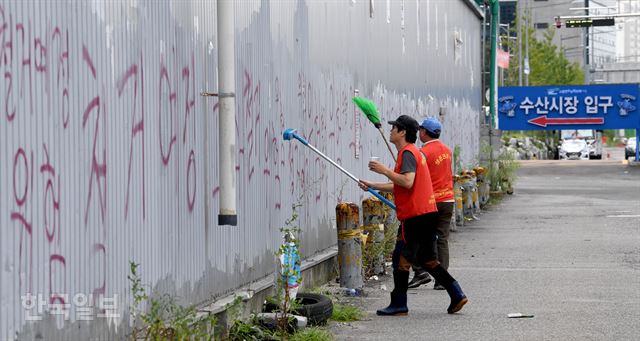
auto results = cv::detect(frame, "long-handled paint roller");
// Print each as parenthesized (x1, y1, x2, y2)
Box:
(283, 128, 396, 210)
(352, 97, 396, 162)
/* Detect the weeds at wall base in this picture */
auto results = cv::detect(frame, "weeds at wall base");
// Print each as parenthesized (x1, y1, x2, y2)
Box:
(128, 261, 218, 340)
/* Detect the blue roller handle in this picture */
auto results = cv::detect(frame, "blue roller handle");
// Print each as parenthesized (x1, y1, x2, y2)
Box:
(365, 188, 396, 210)
(283, 128, 396, 210)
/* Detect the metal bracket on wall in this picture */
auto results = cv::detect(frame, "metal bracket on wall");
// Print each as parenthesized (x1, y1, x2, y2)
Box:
(200, 92, 236, 98)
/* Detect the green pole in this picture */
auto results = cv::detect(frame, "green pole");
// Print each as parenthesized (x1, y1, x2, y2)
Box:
(489, 0, 499, 129)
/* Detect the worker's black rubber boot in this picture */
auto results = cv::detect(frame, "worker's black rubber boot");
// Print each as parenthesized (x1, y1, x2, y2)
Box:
(376, 291, 408, 316)
(377, 270, 409, 316)
(445, 281, 468, 314)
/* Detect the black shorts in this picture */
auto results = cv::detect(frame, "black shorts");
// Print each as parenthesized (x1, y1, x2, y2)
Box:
(399, 212, 439, 265)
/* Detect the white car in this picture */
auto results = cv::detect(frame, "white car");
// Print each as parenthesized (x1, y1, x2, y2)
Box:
(559, 139, 589, 160)
(625, 137, 637, 160)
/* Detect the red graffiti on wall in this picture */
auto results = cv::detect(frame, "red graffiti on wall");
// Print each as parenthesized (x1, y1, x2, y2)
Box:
(274, 175, 281, 210)
(51, 27, 70, 128)
(48, 255, 66, 304)
(91, 243, 106, 308)
(158, 48, 199, 212)
(0, 5, 16, 121)
(0, 5, 7, 58)
(182, 53, 196, 212)
(41, 144, 60, 243)
(81, 45, 108, 302)
(33, 33, 47, 112)
(82, 45, 107, 225)
(158, 51, 177, 166)
(1, 13, 70, 127)
(41, 144, 67, 304)
(12, 148, 34, 295)
(182, 54, 195, 144)
(11, 212, 32, 294)
(240, 70, 260, 183)
(187, 150, 196, 211)
(117, 58, 146, 220)
(33, 38, 45, 73)
(15, 21, 33, 120)
(295, 72, 317, 205)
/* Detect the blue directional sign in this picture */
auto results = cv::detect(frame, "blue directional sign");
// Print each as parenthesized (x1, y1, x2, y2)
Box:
(497, 84, 639, 131)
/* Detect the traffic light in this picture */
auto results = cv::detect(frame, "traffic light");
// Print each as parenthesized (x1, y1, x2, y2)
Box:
(555, 16, 562, 28)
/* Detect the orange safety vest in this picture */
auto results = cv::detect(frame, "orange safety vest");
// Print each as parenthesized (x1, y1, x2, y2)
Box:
(393, 144, 437, 221)
(421, 140, 454, 202)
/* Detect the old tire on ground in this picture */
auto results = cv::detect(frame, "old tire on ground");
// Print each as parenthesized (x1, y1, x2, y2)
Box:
(293, 293, 333, 326)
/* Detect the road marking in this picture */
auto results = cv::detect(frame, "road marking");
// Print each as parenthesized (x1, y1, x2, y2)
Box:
(606, 214, 640, 218)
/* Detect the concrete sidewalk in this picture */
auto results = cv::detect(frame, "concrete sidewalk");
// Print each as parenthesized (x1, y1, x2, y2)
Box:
(330, 160, 640, 341)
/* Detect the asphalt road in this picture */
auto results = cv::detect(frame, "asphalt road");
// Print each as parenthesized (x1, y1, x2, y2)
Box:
(330, 156, 640, 341)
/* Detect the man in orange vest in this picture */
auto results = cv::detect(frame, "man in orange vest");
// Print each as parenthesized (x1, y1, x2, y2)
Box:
(359, 115, 467, 316)
(408, 117, 456, 290)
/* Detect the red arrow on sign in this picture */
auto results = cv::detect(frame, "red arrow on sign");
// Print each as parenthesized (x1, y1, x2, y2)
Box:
(528, 116, 605, 127)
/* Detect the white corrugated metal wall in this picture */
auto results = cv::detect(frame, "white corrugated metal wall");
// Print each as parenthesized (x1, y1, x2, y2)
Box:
(0, 0, 482, 338)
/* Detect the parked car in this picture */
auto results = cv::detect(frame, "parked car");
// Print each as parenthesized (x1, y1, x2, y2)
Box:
(559, 139, 589, 160)
(625, 137, 637, 160)
(561, 130, 602, 159)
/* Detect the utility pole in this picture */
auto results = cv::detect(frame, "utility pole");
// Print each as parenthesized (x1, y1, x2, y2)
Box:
(518, 0, 523, 86)
(524, 0, 529, 86)
(584, 0, 590, 84)
(489, 0, 499, 130)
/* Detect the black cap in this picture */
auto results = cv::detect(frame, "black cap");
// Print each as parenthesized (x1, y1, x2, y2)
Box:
(388, 115, 419, 134)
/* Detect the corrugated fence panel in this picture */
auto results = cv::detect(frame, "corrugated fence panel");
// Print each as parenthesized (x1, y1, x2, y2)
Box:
(0, 0, 482, 338)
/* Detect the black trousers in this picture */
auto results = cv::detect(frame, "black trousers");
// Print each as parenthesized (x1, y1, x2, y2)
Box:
(392, 212, 439, 270)
(392, 211, 455, 288)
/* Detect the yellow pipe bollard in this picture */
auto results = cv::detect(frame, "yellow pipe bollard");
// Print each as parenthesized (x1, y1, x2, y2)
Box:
(474, 166, 490, 208)
(362, 197, 385, 276)
(453, 175, 464, 227)
(460, 171, 473, 220)
(336, 202, 363, 291)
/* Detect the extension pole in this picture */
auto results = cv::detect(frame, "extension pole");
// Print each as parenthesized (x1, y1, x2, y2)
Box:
(378, 127, 397, 162)
(283, 129, 396, 210)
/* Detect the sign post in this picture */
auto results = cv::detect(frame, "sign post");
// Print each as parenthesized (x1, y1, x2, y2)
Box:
(637, 128, 640, 162)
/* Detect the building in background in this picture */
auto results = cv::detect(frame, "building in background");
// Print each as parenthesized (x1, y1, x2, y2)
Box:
(500, 0, 518, 25)
(592, 0, 640, 84)
(616, 0, 640, 63)
(528, 0, 616, 70)
(525, 0, 640, 85)
(589, 0, 617, 66)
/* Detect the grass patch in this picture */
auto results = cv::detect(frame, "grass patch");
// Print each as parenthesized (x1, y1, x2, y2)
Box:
(486, 193, 503, 206)
(305, 286, 332, 296)
(331, 303, 365, 322)
(290, 327, 335, 341)
(228, 318, 278, 341)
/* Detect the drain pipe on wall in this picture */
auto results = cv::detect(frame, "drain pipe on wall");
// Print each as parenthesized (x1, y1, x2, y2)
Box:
(217, 0, 238, 226)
